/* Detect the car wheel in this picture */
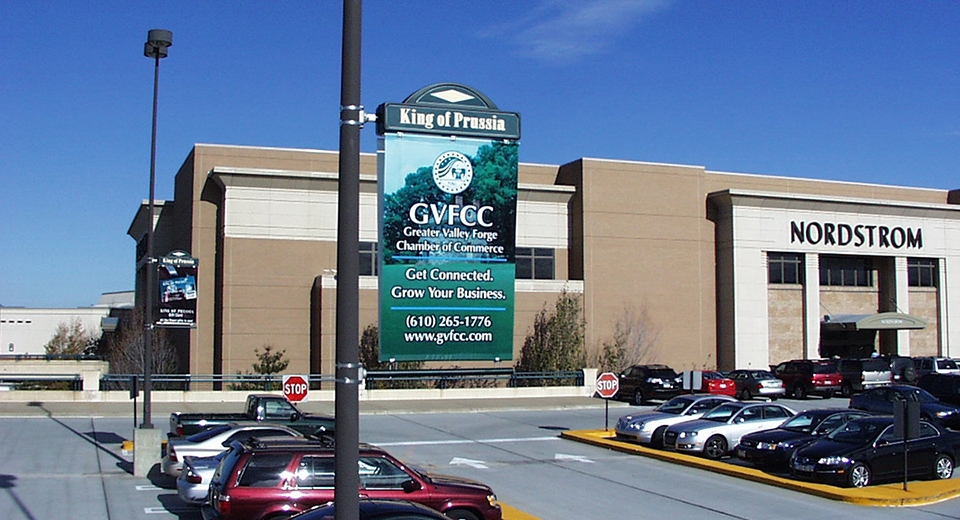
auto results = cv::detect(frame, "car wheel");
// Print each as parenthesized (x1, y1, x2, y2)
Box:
(632, 389, 645, 406)
(703, 435, 728, 460)
(769, 395, 778, 401)
(445, 509, 481, 520)
(840, 383, 853, 398)
(652, 426, 668, 448)
(848, 463, 871, 488)
(740, 388, 752, 400)
(933, 454, 954, 480)
(792, 385, 807, 399)
(822, 391, 834, 399)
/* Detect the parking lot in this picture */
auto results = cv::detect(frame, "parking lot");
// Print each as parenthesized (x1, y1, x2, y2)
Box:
(2, 396, 960, 520)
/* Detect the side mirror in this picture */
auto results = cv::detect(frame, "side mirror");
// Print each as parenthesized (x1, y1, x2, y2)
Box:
(290, 412, 301, 421)
(402, 479, 422, 493)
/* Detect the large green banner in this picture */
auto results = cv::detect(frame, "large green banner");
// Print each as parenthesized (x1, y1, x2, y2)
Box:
(379, 133, 518, 361)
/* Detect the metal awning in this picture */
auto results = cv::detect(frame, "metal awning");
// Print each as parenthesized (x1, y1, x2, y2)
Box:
(821, 312, 927, 331)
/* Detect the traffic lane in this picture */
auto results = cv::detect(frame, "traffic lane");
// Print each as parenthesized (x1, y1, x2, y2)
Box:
(360, 408, 960, 520)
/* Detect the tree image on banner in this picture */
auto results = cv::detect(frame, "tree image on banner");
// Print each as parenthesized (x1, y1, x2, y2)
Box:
(381, 141, 517, 263)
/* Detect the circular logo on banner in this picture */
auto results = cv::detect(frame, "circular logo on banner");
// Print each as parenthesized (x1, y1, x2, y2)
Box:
(432, 151, 473, 194)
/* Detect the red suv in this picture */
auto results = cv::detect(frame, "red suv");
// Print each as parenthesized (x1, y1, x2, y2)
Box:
(202, 437, 501, 520)
(772, 359, 842, 399)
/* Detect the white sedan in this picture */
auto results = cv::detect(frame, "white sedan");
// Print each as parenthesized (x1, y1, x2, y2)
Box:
(615, 394, 736, 447)
(662, 402, 795, 459)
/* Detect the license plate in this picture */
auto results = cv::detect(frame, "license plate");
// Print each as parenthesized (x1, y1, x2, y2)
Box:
(795, 464, 814, 472)
(737, 449, 746, 458)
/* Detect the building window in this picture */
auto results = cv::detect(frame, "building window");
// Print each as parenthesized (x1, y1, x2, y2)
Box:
(359, 242, 378, 276)
(768, 252, 803, 284)
(819, 255, 873, 287)
(516, 247, 555, 280)
(908, 258, 937, 287)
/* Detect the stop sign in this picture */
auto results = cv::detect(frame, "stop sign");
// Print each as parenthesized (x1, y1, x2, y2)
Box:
(282, 374, 310, 403)
(596, 372, 619, 399)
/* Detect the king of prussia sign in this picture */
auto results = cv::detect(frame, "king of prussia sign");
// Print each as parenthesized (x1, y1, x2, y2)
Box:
(377, 84, 520, 140)
(376, 84, 519, 362)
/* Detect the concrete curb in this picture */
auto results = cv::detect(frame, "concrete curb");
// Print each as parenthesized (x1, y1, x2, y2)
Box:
(561, 429, 960, 507)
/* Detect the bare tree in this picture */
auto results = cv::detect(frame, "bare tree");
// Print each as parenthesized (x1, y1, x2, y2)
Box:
(591, 305, 661, 373)
(101, 308, 178, 375)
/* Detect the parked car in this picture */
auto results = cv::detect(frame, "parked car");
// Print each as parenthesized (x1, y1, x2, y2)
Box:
(203, 437, 501, 520)
(697, 371, 738, 397)
(617, 364, 683, 405)
(848, 385, 960, 430)
(882, 355, 918, 384)
(178, 453, 224, 506)
(727, 369, 785, 400)
(291, 499, 452, 520)
(772, 359, 842, 399)
(790, 416, 960, 487)
(914, 357, 960, 378)
(917, 373, 960, 406)
(735, 408, 870, 468)
(662, 402, 796, 459)
(163, 422, 304, 476)
(834, 358, 892, 397)
(170, 394, 335, 438)
(615, 394, 737, 447)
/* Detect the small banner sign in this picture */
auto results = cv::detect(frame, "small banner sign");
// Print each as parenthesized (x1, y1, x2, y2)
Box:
(156, 250, 198, 328)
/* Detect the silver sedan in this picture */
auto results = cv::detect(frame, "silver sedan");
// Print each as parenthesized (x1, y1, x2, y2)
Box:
(161, 421, 302, 476)
(663, 402, 796, 459)
(615, 394, 736, 447)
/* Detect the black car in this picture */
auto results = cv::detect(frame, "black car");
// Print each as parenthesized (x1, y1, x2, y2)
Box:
(848, 385, 960, 430)
(790, 416, 959, 487)
(736, 408, 869, 468)
(618, 364, 683, 405)
(917, 373, 960, 406)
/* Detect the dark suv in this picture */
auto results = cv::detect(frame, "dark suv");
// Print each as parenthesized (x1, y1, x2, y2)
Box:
(618, 364, 683, 405)
(203, 437, 501, 520)
(772, 359, 842, 399)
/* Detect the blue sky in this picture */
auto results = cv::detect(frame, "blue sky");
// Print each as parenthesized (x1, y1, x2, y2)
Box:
(1, 1, 958, 308)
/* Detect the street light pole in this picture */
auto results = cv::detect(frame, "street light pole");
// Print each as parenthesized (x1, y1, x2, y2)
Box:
(141, 29, 172, 430)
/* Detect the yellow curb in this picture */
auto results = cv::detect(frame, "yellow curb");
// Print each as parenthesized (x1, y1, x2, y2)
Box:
(561, 429, 960, 507)
(501, 502, 540, 520)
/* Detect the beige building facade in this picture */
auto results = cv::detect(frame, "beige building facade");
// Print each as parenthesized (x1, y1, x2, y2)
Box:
(129, 144, 960, 376)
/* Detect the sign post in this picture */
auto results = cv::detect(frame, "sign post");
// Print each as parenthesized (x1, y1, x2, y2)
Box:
(282, 374, 310, 403)
(596, 372, 620, 430)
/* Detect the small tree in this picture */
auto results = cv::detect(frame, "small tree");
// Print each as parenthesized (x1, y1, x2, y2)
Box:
(45, 318, 97, 356)
(515, 289, 586, 383)
(231, 344, 290, 391)
(358, 323, 425, 389)
(591, 306, 661, 374)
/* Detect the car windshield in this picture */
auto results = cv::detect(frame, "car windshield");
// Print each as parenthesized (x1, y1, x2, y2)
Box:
(655, 396, 696, 414)
(861, 359, 890, 371)
(647, 369, 677, 379)
(897, 387, 939, 403)
(779, 412, 821, 433)
(702, 372, 724, 380)
(750, 371, 775, 380)
(827, 421, 884, 444)
(812, 363, 837, 374)
(940, 359, 959, 370)
(185, 424, 232, 443)
(701, 403, 741, 422)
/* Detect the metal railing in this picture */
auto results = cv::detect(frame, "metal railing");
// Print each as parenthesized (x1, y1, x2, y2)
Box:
(0, 370, 585, 392)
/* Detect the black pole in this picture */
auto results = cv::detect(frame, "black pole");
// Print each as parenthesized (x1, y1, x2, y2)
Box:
(334, 3, 362, 520)
(141, 31, 170, 429)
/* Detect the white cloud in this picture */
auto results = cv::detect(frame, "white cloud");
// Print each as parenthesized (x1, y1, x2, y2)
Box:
(486, 0, 672, 65)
